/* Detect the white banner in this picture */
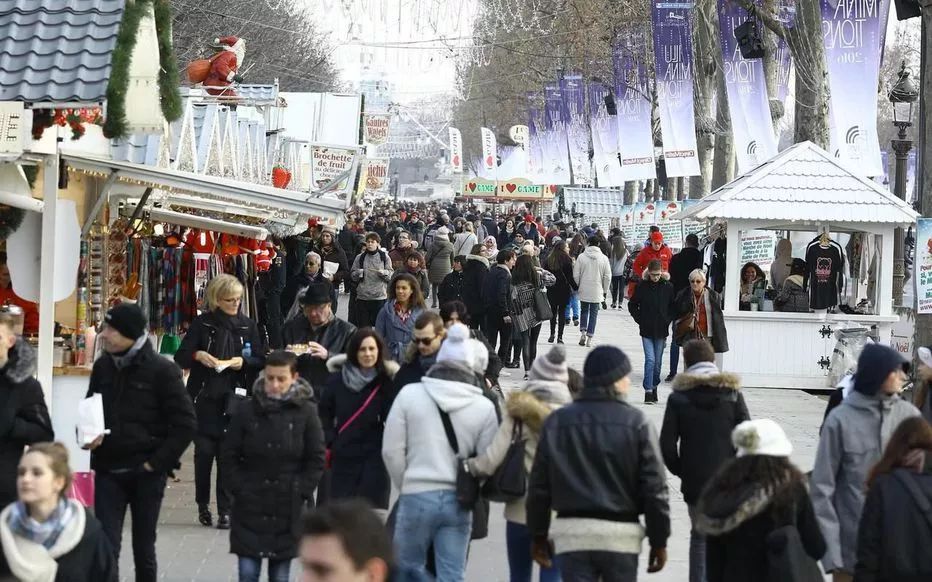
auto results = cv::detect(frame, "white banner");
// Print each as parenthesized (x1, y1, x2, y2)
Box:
(481, 127, 497, 175)
(448, 127, 463, 173)
(310, 146, 355, 196)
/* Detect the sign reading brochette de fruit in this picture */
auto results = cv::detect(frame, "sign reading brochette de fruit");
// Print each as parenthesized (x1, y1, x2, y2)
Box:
(463, 178, 555, 199)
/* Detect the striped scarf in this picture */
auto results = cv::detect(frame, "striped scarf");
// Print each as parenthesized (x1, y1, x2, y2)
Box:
(6, 499, 75, 550)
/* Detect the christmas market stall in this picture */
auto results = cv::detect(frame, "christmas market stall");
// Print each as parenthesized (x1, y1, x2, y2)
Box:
(676, 142, 919, 390)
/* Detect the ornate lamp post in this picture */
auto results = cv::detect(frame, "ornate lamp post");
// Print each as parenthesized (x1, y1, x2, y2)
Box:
(889, 62, 919, 305)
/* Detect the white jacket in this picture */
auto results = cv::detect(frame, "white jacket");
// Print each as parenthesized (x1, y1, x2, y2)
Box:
(573, 245, 612, 303)
(382, 363, 498, 495)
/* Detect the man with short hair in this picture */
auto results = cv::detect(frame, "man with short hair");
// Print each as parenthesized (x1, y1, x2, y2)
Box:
(388, 231, 415, 270)
(573, 236, 612, 347)
(350, 233, 394, 327)
(666, 234, 704, 381)
(482, 249, 517, 363)
(627, 231, 673, 298)
(527, 345, 669, 581)
(394, 312, 446, 389)
(282, 281, 357, 397)
(660, 339, 749, 582)
(629, 259, 676, 404)
(86, 303, 197, 582)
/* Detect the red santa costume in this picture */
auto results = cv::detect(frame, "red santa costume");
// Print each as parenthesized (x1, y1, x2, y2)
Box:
(203, 36, 244, 97)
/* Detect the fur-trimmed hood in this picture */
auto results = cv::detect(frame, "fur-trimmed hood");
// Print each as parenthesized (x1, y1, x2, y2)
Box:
(2, 338, 37, 384)
(695, 468, 803, 536)
(325, 353, 400, 378)
(506, 390, 557, 433)
(465, 254, 489, 267)
(672, 369, 741, 392)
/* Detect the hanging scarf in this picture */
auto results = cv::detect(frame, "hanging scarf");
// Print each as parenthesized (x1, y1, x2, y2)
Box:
(6, 499, 75, 550)
(341, 362, 378, 393)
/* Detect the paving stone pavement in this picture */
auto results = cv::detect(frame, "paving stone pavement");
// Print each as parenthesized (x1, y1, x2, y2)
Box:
(117, 299, 831, 581)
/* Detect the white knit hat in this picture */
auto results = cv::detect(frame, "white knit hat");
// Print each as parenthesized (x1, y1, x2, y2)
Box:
(437, 323, 476, 368)
(732, 419, 793, 458)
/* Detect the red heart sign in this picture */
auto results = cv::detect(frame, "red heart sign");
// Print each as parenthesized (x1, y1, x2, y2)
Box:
(467, 182, 477, 192)
(452, 155, 460, 166)
(485, 155, 494, 167)
(549, 185, 557, 193)
(505, 183, 517, 193)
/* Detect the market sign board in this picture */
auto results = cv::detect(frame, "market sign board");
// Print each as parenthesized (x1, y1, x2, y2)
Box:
(463, 178, 556, 200)
(310, 146, 356, 197)
(364, 114, 391, 145)
(917, 218, 932, 314)
(740, 230, 778, 272)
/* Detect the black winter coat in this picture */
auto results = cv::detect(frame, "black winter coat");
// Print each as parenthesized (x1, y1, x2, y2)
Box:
(526, 385, 670, 549)
(461, 255, 489, 319)
(87, 341, 196, 473)
(669, 247, 704, 294)
(697, 470, 825, 582)
(438, 271, 464, 305)
(222, 377, 325, 559)
(281, 315, 356, 399)
(0, 508, 117, 582)
(481, 264, 512, 318)
(855, 468, 932, 582)
(674, 287, 730, 353)
(545, 258, 576, 307)
(394, 353, 433, 391)
(0, 340, 53, 507)
(174, 310, 265, 437)
(315, 243, 349, 287)
(659, 368, 749, 504)
(628, 278, 676, 339)
(318, 355, 399, 509)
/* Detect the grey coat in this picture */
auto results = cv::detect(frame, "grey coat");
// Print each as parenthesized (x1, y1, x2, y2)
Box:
(351, 249, 393, 300)
(810, 390, 920, 574)
(425, 238, 454, 285)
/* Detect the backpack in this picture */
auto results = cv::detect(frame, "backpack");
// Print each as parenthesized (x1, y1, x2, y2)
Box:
(622, 248, 640, 283)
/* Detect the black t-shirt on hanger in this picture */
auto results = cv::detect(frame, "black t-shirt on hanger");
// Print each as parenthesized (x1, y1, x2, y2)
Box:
(805, 242, 844, 309)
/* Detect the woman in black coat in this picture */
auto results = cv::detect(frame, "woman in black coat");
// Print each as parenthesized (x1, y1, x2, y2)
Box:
(673, 269, 729, 353)
(314, 229, 349, 298)
(543, 241, 577, 344)
(696, 420, 825, 582)
(856, 417, 932, 582)
(319, 329, 399, 510)
(460, 248, 490, 330)
(174, 274, 265, 529)
(222, 351, 325, 582)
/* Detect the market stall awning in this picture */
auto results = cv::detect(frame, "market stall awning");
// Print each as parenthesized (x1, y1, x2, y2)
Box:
(676, 141, 919, 226)
(62, 153, 346, 221)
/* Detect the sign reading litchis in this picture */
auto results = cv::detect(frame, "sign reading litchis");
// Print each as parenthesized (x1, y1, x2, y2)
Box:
(916, 218, 932, 314)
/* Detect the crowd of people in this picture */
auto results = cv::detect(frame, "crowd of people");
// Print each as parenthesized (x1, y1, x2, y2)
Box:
(1, 200, 932, 582)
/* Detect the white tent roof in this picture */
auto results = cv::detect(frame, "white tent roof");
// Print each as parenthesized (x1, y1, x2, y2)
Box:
(676, 141, 919, 226)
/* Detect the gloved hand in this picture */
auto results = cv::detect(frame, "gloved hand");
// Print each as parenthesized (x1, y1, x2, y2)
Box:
(647, 546, 667, 573)
(531, 535, 553, 569)
(232, 74, 245, 83)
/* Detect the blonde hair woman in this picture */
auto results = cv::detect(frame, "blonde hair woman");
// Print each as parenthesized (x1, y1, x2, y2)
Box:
(174, 273, 264, 530)
(0, 442, 116, 581)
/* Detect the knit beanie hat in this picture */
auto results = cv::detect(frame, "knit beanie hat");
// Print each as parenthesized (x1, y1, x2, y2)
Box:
(437, 323, 476, 368)
(853, 343, 909, 396)
(732, 419, 793, 458)
(104, 303, 147, 340)
(529, 345, 569, 384)
(583, 346, 631, 387)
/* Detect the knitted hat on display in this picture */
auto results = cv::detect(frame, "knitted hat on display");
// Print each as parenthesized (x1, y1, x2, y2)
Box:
(583, 346, 632, 387)
(733, 419, 793, 458)
(104, 303, 147, 340)
(853, 343, 910, 396)
(529, 345, 569, 384)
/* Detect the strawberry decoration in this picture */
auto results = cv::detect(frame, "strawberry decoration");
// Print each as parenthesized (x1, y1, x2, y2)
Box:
(271, 165, 292, 188)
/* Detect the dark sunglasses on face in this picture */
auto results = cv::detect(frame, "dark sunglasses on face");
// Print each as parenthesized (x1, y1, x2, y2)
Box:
(413, 336, 438, 345)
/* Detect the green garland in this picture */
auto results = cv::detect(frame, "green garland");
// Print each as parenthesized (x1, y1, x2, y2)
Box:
(103, 0, 183, 138)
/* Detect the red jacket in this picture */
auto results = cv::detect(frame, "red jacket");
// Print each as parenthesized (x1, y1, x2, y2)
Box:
(627, 243, 673, 298)
(204, 50, 238, 96)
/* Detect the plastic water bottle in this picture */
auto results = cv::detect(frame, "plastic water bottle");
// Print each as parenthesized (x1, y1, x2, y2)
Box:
(242, 342, 252, 359)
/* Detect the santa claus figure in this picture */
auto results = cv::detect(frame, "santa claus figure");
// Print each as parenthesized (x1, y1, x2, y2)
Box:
(203, 36, 245, 97)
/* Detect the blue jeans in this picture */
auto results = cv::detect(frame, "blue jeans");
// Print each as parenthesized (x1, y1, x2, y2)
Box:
(642, 336, 666, 391)
(687, 504, 707, 582)
(564, 293, 580, 319)
(579, 302, 600, 337)
(394, 490, 472, 582)
(507, 521, 561, 582)
(237, 556, 290, 582)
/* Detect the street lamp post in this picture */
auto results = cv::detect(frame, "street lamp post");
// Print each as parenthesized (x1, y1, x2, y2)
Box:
(889, 62, 919, 306)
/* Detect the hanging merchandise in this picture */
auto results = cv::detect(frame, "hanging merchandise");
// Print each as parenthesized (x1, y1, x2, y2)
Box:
(805, 232, 845, 310)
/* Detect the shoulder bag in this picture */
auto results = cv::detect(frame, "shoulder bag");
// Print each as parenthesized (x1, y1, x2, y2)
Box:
(482, 420, 527, 502)
(764, 498, 824, 582)
(326, 384, 381, 468)
(533, 288, 553, 321)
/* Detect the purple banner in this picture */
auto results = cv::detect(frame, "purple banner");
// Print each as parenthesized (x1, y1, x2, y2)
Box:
(560, 73, 592, 185)
(821, 0, 890, 177)
(613, 35, 656, 181)
(651, 1, 700, 177)
(589, 81, 623, 187)
(719, 0, 778, 172)
(543, 83, 572, 184)
(527, 92, 547, 183)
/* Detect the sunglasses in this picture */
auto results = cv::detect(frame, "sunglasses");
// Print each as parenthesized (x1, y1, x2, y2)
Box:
(413, 336, 438, 346)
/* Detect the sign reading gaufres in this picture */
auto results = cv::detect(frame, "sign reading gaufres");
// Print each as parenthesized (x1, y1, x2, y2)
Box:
(0, 102, 26, 154)
(364, 114, 391, 145)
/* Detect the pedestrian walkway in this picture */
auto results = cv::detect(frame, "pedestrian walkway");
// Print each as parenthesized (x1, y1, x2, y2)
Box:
(120, 302, 831, 581)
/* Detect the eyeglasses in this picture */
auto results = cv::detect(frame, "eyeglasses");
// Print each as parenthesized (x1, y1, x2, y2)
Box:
(413, 336, 438, 345)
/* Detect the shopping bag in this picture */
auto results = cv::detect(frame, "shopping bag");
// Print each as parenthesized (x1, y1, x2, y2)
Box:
(76, 394, 106, 446)
(67, 472, 95, 507)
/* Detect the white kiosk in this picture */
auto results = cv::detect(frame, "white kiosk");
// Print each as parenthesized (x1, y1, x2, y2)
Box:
(676, 142, 919, 389)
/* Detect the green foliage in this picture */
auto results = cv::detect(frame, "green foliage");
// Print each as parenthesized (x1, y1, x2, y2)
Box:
(153, 0, 183, 122)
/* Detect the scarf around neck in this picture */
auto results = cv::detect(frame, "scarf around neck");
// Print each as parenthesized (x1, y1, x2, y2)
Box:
(342, 362, 378, 393)
(109, 334, 149, 370)
(7, 499, 75, 550)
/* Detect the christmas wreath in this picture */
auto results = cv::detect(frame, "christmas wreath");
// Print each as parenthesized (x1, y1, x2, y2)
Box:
(0, 206, 26, 240)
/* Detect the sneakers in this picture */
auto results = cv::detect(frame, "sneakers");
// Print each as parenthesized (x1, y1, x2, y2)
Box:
(611, 303, 617, 309)
(585, 336, 592, 347)
(579, 334, 587, 346)
(664, 373, 677, 382)
(198, 505, 213, 527)
(557, 338, 564, 344)
(505, 360, 521, 369)
(216, 513, 231, 530)
(573, 318, 579, 327)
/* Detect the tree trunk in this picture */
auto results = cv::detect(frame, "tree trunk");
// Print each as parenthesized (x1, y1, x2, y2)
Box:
(689, 0, 718, 199)
(788, 0, 829, 147)
(624, 180, 638, 204)
(711, 67, 735, 190)
(653, 178, 661, 201)
(760, 0, 785, 131)
(665, 178, 678, 200)
(916, 3, 932, 363)
(677, 177, 687, 200)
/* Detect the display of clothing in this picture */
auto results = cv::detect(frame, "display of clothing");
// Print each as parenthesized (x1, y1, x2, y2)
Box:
(804, 236, 845, 310)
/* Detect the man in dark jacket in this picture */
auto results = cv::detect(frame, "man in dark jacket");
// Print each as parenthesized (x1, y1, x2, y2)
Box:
(660, 339, 749, 582)
(394, 312, 446, 390)
(666, 234, 704, 381)
(481, 250, 517, 363)
(0, 311, 53, 508)
(628, 260, 676, 404)
(527, 345, 669, 580)
(282, 281, 356, 398)
(85, 303, 196, 582)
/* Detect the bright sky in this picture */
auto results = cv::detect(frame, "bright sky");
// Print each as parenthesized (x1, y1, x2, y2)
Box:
(305, 0, 478, 102)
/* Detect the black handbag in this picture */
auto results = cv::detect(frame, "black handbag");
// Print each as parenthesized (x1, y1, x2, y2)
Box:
(482, 421, 527, 502)
(533, 289, 553, 321)
(764, 502, 823, 582)
(436, 404, 480, 509)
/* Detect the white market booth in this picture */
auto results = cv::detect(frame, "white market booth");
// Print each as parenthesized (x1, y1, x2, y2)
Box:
(676, 142, 919, 390)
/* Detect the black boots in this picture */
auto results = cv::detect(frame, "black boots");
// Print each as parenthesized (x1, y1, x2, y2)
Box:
(198, 505, 212, 527)
(217, 513, 231, 530)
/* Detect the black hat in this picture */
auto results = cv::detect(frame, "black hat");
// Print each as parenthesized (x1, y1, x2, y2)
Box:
(788, 258, 807, 274)
(104, 303, 147, 340)
(584, 346, 632, 387)
(853, 343, 910, 396)
(300, 281, 334, 306)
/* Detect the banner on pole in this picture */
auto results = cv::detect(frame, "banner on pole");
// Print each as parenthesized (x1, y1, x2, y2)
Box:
(917, 218, 932, 313)
(613, 36, 656, 181)
(718, 0, 778, 173)
(821, 0, 890, 177)
(589, 81, 623, 187)
(543, 84, 572, 185)
(527, 93, 547, 184)
(448, 128, 463, 173)
(651, 0, 701, 177)
(363, 157, 389, 195)
(560, 73, 592, 185)
(363, 114, 391, 146)
(480, 127, 497, 176)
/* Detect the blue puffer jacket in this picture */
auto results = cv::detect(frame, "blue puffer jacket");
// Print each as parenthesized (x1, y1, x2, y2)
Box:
(375, 300, 425, 362)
